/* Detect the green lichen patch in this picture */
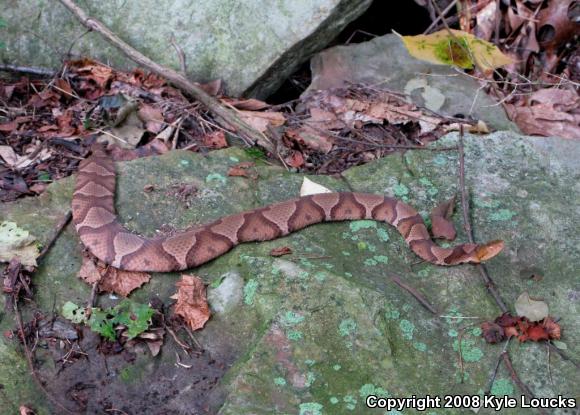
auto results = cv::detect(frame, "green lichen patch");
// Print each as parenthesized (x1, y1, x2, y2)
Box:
(399, 319, 415, 340)
(491, 378, 515, 396)
(393, 183, 409, 198)
(452, 338, 484, 363)
(281, 311, 305, 326)
(338, 319, 357, 337)
(243, 279, 259, 305)
(299, 402, 324, 415)
(489, 208, 517, 221)
(205, 173, 227, 185)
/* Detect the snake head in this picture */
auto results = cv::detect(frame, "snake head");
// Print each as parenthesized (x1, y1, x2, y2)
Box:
(474, 240, 505, 262)
(443, 240, 505, 265)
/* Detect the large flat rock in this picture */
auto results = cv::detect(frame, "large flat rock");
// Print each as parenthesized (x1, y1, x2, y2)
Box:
(1, 132, 578, 414)
(1, 0, 372, 98)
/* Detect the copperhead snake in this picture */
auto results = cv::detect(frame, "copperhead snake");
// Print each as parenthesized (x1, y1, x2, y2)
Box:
(72, 149, 504, 272)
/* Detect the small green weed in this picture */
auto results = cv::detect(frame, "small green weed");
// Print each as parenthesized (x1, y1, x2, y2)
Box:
(62, 300, 155, 341)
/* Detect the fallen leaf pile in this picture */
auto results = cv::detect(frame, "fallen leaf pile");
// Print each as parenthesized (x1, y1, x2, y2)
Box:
(481, 313, 561, 343)
(481, 291, 562, 344)
(450, 0, 579, 139)
(505, 89, 580, 139)
(404, 1, 579, 139)
(0, 59, 283, 202)
(2, 53, 490, 203)
(283, 85, 459, 173)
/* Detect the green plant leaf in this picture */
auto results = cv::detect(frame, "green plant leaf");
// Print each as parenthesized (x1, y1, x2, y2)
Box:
(244, 146, 266, 161)
(62, 301, 88, 324)
(210, 274, 226, 289)
(88, 309, 116, 341)
(61, 299, 154, 341)
(111, 300, 155, 339)
(37, 171, 52, 182)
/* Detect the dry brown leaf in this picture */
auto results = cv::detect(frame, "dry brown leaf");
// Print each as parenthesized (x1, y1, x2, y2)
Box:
(227, 167, 249, 177)
(481, 322, 504, 344)
(537, 0, 577, 52)
(307, 107, 344, 130)
(77, 254, 150, 296)
(543, 317, 561, 340)
(29, 183, 48, 194)
(99, 267, 151, 297)
(170, 274, 210, 331)
(430, 195, 456, 240)
(138, 104, 165, 133)
(203, 131, 228, 149)
(0, 221, 40, 266)
(77, 254, 102, 284)
(481, 313, 562, 344)
(287, 126, 333, 154)
(155, 124, 175, 142)
(475, 0, 497, 41)
(0, 145, 19, 166)
(108, 137, 169, 161)
(285, 151, 305, 168)
(145, 337, 164, 356)
(0, 120, 18, 132)
(227, 98, 270, 111)
(125, 326, 165, 356)
(27, 89, 61, 109)
(69, 58, 114, 88)
(505, 89, 580, 139)
(318, 94, 442, 134)
(228, 162, 257, 179)
(514, 292, 549, 322)
(238, 111, 285, 133)
(54, 78, 74, 100)
(1, 84, 15, 100)
(474, 240, 505, 262)
(110, 111, 146, 148)
(270, 246, 293, 257)
(37, 124, 59, 133)
(198, 79, 222, 96)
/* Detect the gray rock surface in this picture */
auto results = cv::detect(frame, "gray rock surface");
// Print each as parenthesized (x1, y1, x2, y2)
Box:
(208, 271, 244, 314)
(1, 132, 578, 414)
(1, 0, 372, 98)
(306, 34, 518, 131)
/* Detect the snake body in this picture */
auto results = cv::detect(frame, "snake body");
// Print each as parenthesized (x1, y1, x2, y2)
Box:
(72, 150, 503, 272)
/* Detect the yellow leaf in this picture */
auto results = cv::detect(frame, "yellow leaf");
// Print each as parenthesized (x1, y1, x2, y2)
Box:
(397, 29, 513, 71)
